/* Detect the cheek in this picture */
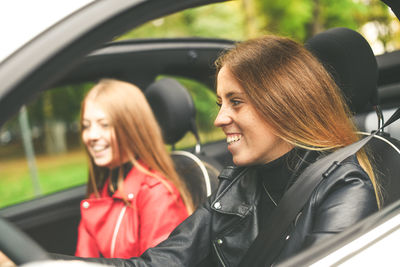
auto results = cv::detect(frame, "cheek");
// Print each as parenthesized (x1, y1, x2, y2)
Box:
(256, 125, 277, 146)
(106, 130, 114, 143)
(109, 132, 118, 156)
(246, 115, 271, 140)
(247, 119, 278, 150)
(81, 131, 88, 145)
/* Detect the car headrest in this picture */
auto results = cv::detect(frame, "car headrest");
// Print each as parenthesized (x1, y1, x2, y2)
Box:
(145, 78, 197, 145)
(305, 27, 378, 114)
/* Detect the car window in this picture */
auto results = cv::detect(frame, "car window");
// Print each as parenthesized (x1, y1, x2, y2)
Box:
(118, 1, 245, 41)
(0, 83, 92, 208)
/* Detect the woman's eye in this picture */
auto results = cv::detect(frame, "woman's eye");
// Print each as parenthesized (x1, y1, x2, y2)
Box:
(216, 101, 222, 108)
(231, 99, 242, 106)
(101, 123, 110, 128)
(81, 124, 89, 130)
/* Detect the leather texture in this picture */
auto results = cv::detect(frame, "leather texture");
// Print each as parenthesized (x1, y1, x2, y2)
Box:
(65, 155, 377, 266)
(75, 163, 189, 259)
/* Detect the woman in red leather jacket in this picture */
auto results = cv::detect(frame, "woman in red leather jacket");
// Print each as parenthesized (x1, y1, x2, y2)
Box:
(76, 79, 193, 258)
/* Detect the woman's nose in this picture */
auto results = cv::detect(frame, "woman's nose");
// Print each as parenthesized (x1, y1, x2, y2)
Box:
(214, 106, 232, 127)
(87, 125, 101, 140)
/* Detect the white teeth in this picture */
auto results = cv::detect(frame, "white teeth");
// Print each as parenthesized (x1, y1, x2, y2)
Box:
(227, 135, 241, 144)
(92, 145, 107, 152)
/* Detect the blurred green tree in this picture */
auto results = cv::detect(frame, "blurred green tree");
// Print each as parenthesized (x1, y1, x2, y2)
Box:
(120, 1, 246, 40)
(250, 0, 365, 41)
(355, 0, 400, 52)
(25, 83, 92, 154)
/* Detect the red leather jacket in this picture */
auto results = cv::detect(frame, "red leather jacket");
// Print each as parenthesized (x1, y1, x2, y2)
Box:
(75, 164, 189, 258)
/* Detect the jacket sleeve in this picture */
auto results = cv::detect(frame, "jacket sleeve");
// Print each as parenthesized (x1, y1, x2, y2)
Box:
(75, 220, 100, 257)
(136, 182, 189, 255)
(53, 202, 214, 267)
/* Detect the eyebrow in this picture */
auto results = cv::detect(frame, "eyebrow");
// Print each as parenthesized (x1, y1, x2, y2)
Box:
(217, 91, 246, 98)
(82, 118, 109, 122)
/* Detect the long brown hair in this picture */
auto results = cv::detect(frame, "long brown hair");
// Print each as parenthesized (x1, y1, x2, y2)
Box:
(80, 79, 194, 213)
(215, 35, 381, 207)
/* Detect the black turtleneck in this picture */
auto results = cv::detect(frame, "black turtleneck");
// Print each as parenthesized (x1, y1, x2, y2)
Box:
(108, 162, 133, 196)
(256, 148, 320, 227)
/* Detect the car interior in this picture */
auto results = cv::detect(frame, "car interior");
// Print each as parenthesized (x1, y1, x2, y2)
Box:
(145, 77, 223, 207)
(305, 27, 400, 207)
(0, 38, 236, 257)
(0, 0, 400, 265)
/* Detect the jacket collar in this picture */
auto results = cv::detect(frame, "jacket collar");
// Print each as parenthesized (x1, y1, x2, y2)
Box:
(103, 161, 151, 200)
(209, 148, 318, 218)
(211, 166, 259, 218)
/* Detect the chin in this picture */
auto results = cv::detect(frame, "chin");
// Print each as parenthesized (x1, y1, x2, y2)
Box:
(232, 157, 250, 167)
(94, 159, 112, 168)
(232, 154, 260, 166)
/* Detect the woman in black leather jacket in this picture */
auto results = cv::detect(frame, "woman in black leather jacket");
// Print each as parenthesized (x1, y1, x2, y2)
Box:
(56, 35, 379, 266)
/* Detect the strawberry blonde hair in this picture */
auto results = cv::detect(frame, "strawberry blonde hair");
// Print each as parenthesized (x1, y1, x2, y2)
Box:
(215, 35, 381, 207)
(80, 79, 194, 213)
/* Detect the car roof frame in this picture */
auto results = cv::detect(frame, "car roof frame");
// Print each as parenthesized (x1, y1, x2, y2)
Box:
(55, 38, 234, 90)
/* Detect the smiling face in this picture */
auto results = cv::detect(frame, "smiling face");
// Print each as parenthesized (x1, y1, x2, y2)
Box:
(81, 100, 119, 168)
(214, 66, 293, 166)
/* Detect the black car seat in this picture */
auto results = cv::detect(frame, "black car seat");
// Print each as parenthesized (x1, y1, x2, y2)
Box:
(145, 78, 222, 208)
(305, 27, 400, 206)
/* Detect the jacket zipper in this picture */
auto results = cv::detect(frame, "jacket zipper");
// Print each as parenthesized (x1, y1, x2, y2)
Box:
(110, 205, 127, 257)
(213, 241, 227, 267)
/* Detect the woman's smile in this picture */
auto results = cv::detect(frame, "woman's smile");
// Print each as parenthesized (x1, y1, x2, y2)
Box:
(226, 133, 242, 145)
(89, 142, 110, 157)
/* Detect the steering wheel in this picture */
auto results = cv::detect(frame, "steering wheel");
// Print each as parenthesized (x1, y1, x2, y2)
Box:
(0, 216, 50, 265)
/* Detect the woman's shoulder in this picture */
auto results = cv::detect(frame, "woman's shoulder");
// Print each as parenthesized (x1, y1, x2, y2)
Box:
(126, 164, 179, 194)
(142, 170, 170, 188)
(328, 154, 370, 183)
(125, 164, 161, 183)
(313, 154, 376, 206)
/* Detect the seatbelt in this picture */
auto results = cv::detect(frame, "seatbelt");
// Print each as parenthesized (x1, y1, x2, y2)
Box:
(238, 107, 400, 267)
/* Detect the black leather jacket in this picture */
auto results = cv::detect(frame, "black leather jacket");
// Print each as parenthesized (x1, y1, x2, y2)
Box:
(60, 155, 377, 267)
